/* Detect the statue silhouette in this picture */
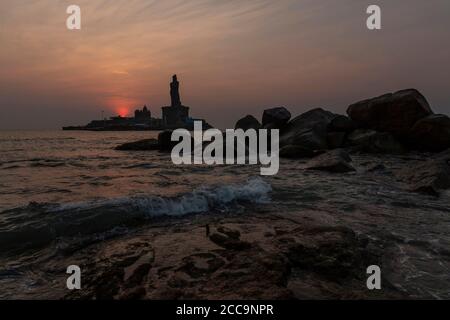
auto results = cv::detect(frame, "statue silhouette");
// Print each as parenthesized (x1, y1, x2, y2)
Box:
(170, 74, 181, 107)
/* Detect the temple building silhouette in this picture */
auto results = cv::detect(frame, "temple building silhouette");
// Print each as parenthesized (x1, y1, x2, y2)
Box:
(63, 75, 210, 131)
(134, 105, 151, 121)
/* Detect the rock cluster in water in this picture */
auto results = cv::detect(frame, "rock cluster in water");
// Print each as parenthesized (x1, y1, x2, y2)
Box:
(116, 88, 450, 196)
(116, 88, 450, 154)
(259, 89, 449, 156)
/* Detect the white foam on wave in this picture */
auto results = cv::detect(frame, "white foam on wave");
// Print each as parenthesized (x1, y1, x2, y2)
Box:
(133, 176, 272, 216)
(53, 176, 272, 217)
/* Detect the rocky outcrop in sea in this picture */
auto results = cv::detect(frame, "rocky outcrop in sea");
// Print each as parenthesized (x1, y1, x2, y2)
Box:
(116, 88, 450, 197)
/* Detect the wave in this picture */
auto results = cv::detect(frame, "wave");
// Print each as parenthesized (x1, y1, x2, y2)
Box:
(0, 177, 271, 255)
(53, 176, 271, 216)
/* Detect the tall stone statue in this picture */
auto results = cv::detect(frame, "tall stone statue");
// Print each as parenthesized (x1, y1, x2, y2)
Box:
(170, 74, 181, 107)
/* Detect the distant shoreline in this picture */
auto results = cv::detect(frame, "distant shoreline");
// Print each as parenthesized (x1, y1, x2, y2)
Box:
(62, 126, 166, 131)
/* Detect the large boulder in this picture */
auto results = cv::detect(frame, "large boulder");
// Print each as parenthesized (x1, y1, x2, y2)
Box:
(279, 145, 316, 159)
(262, 107, 291, 129)
(396, 150, 450, 196)
(327, 132, 346, 149)
(235, 115, 261, 131)
(328, 115, 357, 133)
(409, 114, 450, 152)
(347, 89, 433, 137)
(304, 149, 355, 173)
(280, 108, 336, 150)
(347, 129, 406, 154)
(158, 130, 176, 151)
(115, 139, 159, 151)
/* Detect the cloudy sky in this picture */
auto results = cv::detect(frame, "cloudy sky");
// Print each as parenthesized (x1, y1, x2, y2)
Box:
(0, 0, 449, 129)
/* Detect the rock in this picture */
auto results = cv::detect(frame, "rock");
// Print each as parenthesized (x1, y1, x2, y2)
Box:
(178, 253, 225, 279)
(216, 226, 241, 240)
(334, 148, 353, 162)
(285, 226, 377, 279)
(367, 164, 387, 173)
(347, 129, 377, 145)
(235, 115, 261, 131)
(279, 145, 316, 159)
(209, 226, 251, 251)
(262, 107, 291, 128)
(158, 130, 175, 151)
(280, 108, 336, 150)
(347, 129, 406, 154)
(115, 139, 159, 151)
(328, 115, 357, 132)
(282, 129, 328, 151)
(209, 232, 251, 251)
(347, 89, 433, 137)
(305, 149, 355, 173)
(327, 132, 346, 149)
(409, 114, 450, 152)
(396, 150, 450, 196)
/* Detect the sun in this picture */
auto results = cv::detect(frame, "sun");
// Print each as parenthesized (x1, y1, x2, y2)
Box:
(105, 97, 138, 118)
(116, 106, 130, 118)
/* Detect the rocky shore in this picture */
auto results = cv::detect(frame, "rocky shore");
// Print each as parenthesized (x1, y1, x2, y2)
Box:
(65, 210, 406, 300)
(5, 89, 446, 300)
(117, 89, 450, 197)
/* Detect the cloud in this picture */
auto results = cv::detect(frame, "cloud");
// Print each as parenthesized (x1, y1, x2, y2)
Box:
(0, 0, 449, 129)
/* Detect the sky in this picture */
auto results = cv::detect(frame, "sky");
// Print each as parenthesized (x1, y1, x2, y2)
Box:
(0, 0, 449, 130)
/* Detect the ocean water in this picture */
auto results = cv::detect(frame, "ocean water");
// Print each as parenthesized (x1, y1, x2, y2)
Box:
(0, 130, 449, 299)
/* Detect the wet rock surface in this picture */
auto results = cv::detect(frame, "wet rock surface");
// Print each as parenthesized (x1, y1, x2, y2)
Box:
(305, 149, 355, 173)
(396, 150, 450, 196)
(61, 212, 406, 300)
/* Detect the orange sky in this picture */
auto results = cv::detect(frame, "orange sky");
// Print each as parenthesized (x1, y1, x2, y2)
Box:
(0, 0, 449, 129)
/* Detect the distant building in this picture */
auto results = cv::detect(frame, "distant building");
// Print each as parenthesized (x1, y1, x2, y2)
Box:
(63, 75, 210, 131)
(134, 105, 151, 122)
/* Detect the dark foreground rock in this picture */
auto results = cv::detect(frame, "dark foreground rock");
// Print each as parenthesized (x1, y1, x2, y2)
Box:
(284, 226, 378, 279)
(305, 149, 355, 173)
(280, 108, 336, 150)
(262, 107, 291, 128)
(347, 89, 433, 137)
(410, 114, 450, 152)
(328, 115, 357, 133)
(396, 149, 450, 196)
(64, 212, 405, 300)
(209, 226, 251, 251)
(279, 145, 316, 159)
(327, 132, 346, 149)
(158, 130, 175, 151)
(235, 115, 261, 131)
(347, 129, 406, 154)
(115, 139, 159, 151)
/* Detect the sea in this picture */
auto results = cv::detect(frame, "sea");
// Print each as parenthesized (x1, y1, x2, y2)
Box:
(0, 130, 449, 299)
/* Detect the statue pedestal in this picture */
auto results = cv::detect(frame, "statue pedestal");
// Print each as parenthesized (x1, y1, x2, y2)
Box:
(162, 105, 190, 128)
